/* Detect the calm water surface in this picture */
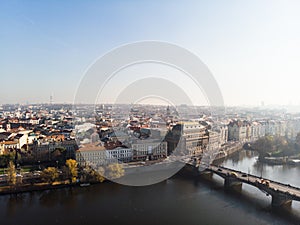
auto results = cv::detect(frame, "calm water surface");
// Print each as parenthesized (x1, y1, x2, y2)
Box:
(1, 150, 300, 225)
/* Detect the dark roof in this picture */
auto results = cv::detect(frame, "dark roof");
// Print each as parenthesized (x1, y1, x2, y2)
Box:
(14, 133, 24, 139)
(0, 132, 11, 140)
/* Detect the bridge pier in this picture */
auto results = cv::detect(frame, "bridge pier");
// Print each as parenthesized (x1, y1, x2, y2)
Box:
(199, 170, 213, 179)
(224, 177, 242, 190)
(271, 193, 292, 207)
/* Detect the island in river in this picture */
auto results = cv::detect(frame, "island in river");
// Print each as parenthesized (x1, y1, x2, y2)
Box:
(245, 134, 300, 165)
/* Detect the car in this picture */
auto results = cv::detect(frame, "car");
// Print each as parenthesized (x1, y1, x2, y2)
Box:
(230, 172, 238, 178)
(241, 174, 247, 177)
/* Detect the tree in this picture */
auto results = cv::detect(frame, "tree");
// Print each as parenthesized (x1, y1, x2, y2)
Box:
(106, 163, 124, 180)
(51, 147, 67, 163)
(252, 135, 275, 159)
(95, 166, 105, 182)
(295, 132, 300, 149)
(66, 159, 78, 183)
(80, 165, 105, 183)
(0, 154, 13, 168)
(41, 167, 59, 184)
(7, 161, 16, 185)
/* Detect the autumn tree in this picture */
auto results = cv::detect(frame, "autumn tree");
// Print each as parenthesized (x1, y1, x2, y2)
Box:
(106, 163, 124, 180)
(95, 166, 105, 182)
(7, 161, 16, 185)
(66, 159, 78, 183)
(41, 167, 59, 184)
(80, 165, 106, 183)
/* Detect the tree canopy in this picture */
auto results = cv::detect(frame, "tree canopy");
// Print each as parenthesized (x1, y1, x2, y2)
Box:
(41, 167, 59, 184)
(7, 161, 16, 185)
(106, 163, 124, 180)
(66, 159, 78, 183)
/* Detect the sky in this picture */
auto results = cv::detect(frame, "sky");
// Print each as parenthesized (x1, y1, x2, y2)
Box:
(1, 0, 300, 106)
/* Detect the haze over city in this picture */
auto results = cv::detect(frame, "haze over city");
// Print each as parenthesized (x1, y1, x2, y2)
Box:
(3, 1, 300, 225)
(1, 0, 300, 107)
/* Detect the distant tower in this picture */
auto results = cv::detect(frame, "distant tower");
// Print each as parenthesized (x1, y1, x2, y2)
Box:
(166, 105, 170, 116)
(50, 93, 53, 105)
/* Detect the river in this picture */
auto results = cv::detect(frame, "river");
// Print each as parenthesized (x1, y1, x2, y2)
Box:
(1, 150, 300, 225)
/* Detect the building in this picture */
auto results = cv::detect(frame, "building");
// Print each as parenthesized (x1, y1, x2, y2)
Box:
(212, 124, 228, 145)
(106, 147, 133, 163)
(76, 143, 132, 167)
(228, 120, 248, 142)
(166, 121, 208, 156)
(29, 138, 78, 163)
(207, 131, 221, 152)
(131, 140, 167, 161)
(250, 121, 260, 141)
(76, 143, 107, 167)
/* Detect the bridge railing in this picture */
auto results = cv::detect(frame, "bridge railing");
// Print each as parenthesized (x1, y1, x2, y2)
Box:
(211, 165, 300, 191)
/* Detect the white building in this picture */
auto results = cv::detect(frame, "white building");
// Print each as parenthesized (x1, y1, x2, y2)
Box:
(106, 147, 133, 163)
(250, 122, 260, 141)
(207, 131, 221, 152)
(76, 143, 132, 167)
(132, 140, 167, 161)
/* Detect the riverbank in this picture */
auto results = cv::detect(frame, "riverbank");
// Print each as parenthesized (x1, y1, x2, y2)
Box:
(0, 179, 108, 195)
(0, 142, 244, 195)
(244, 144, 300, 165)
(213, 141, 244, 162)
(0, 181, 76, 195)
(259, 155, 300, 165)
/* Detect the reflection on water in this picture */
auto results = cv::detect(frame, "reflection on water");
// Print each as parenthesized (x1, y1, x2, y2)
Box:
(1, 150, 300, 225)
(221, 149, 300, 223)
(222, 150, 300, 186)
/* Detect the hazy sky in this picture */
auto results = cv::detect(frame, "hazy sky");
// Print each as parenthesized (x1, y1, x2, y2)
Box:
(1, 0, 300, 106)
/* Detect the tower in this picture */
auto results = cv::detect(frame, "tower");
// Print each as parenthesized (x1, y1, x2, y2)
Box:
(50, 93, 53, 105)
(166, 105, 170, 116)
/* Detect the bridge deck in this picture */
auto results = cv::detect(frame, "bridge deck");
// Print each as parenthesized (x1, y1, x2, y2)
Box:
(208, 165, 300, 201)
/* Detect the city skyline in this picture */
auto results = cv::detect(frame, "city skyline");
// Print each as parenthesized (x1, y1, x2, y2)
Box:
(1, 1, 300, 106)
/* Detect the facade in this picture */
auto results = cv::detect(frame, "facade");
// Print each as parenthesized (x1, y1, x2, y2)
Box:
(207, 131, 221, 152)
(0, 140, 19, 154)
(278, 121, 287, 137)
(76, 144, 107, 167)
(228, 120, 247, 142)
(76, 144, 133, 167)
(166, 121, 208, 156)
(258, 121, 266, 137)
(132, 140, 167, 161)
(250, 122, 260, 141)
(30, 139, 78, 162)
(219, 125, 228, 145)
(106, 147, 133, 163)
(265, 120, 276, 136)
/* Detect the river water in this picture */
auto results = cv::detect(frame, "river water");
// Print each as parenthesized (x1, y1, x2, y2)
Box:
(1, 150, 300, 225)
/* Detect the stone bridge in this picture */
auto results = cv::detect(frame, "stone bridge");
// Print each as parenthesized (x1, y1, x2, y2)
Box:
(203, 165, 300, 207)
